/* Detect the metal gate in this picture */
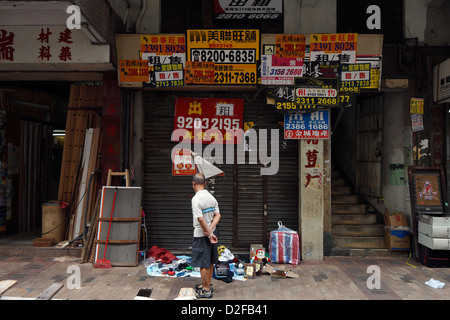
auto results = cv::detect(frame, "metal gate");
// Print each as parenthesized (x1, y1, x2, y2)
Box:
(356, 93, 384, 197)
(143, 91, 298, 251)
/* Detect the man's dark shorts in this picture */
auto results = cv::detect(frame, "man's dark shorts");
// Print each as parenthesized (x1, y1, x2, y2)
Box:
(191, 229, 219, 268)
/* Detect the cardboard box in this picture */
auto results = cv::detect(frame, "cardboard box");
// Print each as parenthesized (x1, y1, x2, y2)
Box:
(419, 232, 450, 250)
(385, 229, 410, 250)
(262, 264, 299, 279)
(384, 209, 408, 227)
(384, 209, 410, 250)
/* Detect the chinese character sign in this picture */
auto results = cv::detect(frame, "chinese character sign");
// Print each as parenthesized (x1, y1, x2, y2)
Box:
(119, 60, 150, 82)
(275, 34, 306, 58)
(36, 27, 73, 62)
(310, 33, 358, 63)
(261, 55, 303, 85)
(172, 148, 196, 176)
(339, 63, 371, 92)
(410, 97, 424, 115)
(214, 0, 283, 20)
(141, 34, 186, 87)
(301, 139, 324, 210)
(0, 26, 109, 65)
(294, 77, 339, 108)
(186, 29, 259, 85)
(185, 61, 215, 84)
(284, 111, 330, 140)
(172, 97, 244, 144)
(0, 30, 15, 61)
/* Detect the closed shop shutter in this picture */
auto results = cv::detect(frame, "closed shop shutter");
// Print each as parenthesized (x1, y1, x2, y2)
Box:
(267, 139, 299, 236)
(143, 93, 193, 250)
(143, 91, 298, 252)
(235, 162, 265, 246)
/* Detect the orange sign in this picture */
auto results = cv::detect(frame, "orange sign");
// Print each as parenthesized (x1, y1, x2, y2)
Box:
(185, 61, 215, 84)
(140, 35, 185, 55)
(310, 33, 357, 53)
(275, 34, 306, 58)
(119, 60, 149, 82)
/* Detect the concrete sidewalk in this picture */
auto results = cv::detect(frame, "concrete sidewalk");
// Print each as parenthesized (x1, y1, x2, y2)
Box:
(0, 255, 449, 300)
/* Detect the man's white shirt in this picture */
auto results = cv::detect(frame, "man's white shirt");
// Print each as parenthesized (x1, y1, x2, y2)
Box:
(191, 189, 219, 237)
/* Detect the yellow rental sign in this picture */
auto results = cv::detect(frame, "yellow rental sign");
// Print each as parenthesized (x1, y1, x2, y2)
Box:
(186, 29, 259, 85)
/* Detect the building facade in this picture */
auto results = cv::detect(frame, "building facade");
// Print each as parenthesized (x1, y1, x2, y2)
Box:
(0, 0, 449, 261)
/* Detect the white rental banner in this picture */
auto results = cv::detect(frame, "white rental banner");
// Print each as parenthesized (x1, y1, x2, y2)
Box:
(433, 58, 450, 104)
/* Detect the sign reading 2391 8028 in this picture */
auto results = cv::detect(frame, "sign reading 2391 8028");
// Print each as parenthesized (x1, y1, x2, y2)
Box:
(186, 29, 260, 85)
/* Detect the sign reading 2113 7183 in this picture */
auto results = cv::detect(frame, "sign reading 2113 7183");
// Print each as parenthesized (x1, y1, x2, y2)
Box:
(284, 111, 330, 140)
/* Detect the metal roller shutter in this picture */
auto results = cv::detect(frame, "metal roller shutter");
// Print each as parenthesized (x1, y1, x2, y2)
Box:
(267, 139, 299, 236)
(143, 91, 298, 252)
(234, 162, 265, 246)
(143, 92, 236, 251)
(235, 97, 299, 247)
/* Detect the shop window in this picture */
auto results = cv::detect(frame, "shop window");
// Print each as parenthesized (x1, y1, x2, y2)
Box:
(161, 0, 205, 33)
(337, 0, 404, 43)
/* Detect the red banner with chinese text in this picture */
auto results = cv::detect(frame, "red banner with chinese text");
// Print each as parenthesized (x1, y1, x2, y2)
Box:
(172, 97, 244, 144)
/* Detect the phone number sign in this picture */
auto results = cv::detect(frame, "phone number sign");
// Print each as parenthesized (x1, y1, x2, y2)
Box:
(284, 111, 330, 140)
(294, 77, 340, 107)
(172, 148, 196, 176)
(186, 29, 259, 85)
(172, 97, 244, 144)
(261, 55, 303, 85)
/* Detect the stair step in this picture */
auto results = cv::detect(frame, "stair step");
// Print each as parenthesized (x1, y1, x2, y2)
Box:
(331, 186, 351, 194)
(331, 224, 384, 236)
(332, 204, 366, 214)
(332, 214, 377, 225)
(331, 194, 359, 204)
(331, 248, 408, 257)
(332, 236, 386, 249)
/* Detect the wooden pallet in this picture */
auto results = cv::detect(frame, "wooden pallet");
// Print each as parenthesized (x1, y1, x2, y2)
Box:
(58, 84, 102, 204)
(58, 84, 102, 242)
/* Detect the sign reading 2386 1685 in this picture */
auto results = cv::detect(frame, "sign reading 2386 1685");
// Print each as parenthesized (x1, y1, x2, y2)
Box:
(186, 29, 260, 85)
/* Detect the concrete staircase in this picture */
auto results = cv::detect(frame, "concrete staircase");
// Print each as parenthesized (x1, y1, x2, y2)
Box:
(331, 168, 390, 256)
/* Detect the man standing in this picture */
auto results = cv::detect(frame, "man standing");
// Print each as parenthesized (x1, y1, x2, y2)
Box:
(191, 172, 221, 299)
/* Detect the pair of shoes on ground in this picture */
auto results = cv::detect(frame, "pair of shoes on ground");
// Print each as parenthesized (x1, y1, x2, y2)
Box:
(195, 284, 213, 299)
(195, 283, 214, 292)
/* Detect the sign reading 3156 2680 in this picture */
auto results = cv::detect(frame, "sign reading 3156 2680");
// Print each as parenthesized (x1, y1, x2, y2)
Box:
(186, 29, 259, 85)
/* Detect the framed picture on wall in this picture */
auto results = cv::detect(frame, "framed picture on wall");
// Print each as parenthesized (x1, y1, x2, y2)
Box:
(407, 166, 448, 258)
(408, 166, 447, 214)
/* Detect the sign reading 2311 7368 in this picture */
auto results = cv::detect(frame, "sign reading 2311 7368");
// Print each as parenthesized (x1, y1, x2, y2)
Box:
(186, 29, 259, 85)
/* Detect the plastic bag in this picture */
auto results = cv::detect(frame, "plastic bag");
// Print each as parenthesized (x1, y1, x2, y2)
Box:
(425, 278, 445, 289)
(269, 221, 300, 265)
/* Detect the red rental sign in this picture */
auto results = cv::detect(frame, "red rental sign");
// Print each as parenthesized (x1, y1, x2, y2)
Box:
(172, 97, 244, 144)
(172, 148, 196, 176)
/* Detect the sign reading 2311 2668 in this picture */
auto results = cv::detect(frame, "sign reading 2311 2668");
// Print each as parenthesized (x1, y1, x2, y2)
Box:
(186, 29, 259, 85)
